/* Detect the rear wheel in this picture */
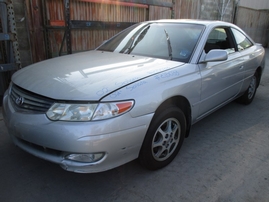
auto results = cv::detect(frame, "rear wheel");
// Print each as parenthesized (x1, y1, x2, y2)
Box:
(237, 72, 258, 105)
(139, 106, 186, 170)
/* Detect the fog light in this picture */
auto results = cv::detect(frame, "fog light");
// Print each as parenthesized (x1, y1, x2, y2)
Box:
(66, 153, 105, 163)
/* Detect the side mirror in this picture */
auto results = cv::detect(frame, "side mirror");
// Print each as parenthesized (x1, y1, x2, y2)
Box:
(200, 50, 228, 63)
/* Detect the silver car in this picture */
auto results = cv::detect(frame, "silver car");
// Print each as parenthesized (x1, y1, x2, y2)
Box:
(2, 20, 265, 173)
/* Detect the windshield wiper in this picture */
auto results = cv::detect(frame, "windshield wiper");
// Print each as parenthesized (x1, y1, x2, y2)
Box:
(164, 29, 173, 60)
(123, 25, 150, 54)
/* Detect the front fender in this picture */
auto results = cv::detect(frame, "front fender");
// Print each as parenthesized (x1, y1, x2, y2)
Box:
(101, 64, 202, 120)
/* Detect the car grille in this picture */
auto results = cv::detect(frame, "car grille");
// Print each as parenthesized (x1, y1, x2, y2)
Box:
(10, 84, 55, 113)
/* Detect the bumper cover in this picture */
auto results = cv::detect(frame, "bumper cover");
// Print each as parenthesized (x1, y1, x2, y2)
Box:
(2, 91, 153, 173)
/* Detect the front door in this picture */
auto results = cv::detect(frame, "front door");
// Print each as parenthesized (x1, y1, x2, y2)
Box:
(198, 27, 245, 118)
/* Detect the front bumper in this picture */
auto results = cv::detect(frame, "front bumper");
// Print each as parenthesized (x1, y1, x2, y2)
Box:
(2, 91, 153, 173)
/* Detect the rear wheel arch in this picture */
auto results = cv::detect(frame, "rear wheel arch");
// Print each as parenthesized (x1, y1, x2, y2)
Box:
(237, 68, 260, 105)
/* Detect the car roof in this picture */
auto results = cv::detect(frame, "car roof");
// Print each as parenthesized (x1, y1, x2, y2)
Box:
(147, 19, 235, 27)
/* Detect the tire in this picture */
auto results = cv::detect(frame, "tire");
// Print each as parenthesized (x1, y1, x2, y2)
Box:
(237, 72, 258, 105)
(139, 106, 186, 170)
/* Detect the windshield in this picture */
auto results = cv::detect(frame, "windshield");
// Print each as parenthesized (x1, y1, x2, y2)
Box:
(97, 22, 205, 63)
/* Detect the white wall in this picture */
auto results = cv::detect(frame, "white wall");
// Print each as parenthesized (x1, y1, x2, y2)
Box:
(239, 0, 269, 10)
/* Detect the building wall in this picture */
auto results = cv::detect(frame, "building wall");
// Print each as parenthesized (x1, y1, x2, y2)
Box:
(174, 0, 235, 22)
(235, 7, 269, 46)
(235, 0, 269, 47)
(239, 0, 269, 10)
(174, 0, 269, 46)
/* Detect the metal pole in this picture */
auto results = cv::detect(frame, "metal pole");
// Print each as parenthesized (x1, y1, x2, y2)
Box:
(6, 0, 21, 68)
(64, 0, 72, 54)
(171, 0, 175, 19)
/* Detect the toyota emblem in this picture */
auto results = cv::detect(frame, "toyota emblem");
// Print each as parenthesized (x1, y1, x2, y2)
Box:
(15, 96, 24, 106)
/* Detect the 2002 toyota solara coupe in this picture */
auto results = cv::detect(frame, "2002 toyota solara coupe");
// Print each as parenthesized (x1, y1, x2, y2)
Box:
(2, 20, 265, 173)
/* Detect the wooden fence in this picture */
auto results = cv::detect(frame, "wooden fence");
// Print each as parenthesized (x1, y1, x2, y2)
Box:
(26, 0, 175, 62)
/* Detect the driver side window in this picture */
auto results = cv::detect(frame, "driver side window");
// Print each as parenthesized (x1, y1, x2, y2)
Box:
(204, 28, 235, 54)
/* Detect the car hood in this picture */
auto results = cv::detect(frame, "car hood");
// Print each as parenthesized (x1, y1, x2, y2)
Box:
(12, 51, 183, 100)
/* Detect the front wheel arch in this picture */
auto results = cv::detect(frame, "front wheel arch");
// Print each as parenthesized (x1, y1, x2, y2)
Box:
(139, 106, 186, 170)
(153, 96, 192, 138)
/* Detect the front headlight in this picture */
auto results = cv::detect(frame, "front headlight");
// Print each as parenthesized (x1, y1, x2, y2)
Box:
(46, 103, 98, 121)
(46, 100, 134, 121)
(92, 101, 134, 121)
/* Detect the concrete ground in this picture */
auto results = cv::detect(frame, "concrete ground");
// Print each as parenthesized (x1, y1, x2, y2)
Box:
(0, 49, 269, 202)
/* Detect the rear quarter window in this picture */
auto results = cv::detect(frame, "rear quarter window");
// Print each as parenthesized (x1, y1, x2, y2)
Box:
(231, 28, 253, 51)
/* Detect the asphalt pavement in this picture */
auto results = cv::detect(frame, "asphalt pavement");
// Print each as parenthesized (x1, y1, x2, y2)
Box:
(0, 49, 269, 202)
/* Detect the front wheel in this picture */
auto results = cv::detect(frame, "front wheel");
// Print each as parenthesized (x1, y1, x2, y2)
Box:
(139, 106, 186, 170)
(237, 72, 258, 105)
